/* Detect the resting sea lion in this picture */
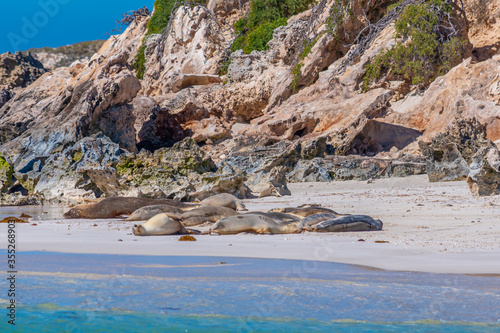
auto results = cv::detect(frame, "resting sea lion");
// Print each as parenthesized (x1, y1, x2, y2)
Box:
(312, 215, 383, 232)
(126, 204, 185, 221)
(269, 206, 339, 218)
(200, 193, 246, 211)
(64, 197, 193, 219)
(132, 213, 189, 236)
(245, 211, 301, 224)
(180, 206, 239, 226)
(210, 214, 301, 235)
(299, 213, 340, 229)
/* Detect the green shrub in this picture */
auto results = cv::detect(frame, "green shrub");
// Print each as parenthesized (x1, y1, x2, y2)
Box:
(231, 0, 314, 54)
(133, 42, 147, 79)
(362, 0, 466, 92)
(290, 62, 304, 91)
(147, 0, 178, 35)
(233, 18, 287, 53)
(220, 58, 231, 75)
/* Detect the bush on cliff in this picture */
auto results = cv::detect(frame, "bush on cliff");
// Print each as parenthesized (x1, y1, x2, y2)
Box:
(231, 0, 314, 54)
(362, 0, 467, 91)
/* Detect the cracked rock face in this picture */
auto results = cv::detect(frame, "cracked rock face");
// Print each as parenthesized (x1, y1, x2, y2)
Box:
(0, 17, 146, 171)
(0, 51, 46, 89)
(3, 0, 500, 203)
(467, 146, 500, 196)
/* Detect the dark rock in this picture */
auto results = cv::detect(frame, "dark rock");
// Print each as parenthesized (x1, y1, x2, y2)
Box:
(336, 119, 422, 156)
(419, 118, 495, 182)
(0, 51, 46, 89)
(245, 166, 291, 198)
(0, 89, 11, 108)
(467, 146, 500, 196)
(287, 159, 333, 182)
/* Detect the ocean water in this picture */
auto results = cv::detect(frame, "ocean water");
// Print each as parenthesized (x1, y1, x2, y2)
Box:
(0, 252, 499, 332)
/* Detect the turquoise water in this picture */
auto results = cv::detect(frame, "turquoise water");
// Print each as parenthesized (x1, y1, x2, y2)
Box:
(1, 252, 499, 332)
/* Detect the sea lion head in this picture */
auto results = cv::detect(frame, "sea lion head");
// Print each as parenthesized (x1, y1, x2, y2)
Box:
(235, 202, 247, 211)
(63, 207, 82, 219)
(281, 223, 302, 234)
(132, 224, 145, 236)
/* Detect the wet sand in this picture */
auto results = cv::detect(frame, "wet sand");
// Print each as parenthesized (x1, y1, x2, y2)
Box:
(1, 175, 499, 274)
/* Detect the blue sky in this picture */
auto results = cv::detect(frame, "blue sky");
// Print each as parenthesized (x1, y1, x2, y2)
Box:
(1, 0, 155, 53)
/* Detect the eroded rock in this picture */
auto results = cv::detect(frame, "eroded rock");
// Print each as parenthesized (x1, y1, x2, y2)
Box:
(419, 118, 495, 182)
(0, 51, 46, 89)
(467, 146, 500, 196)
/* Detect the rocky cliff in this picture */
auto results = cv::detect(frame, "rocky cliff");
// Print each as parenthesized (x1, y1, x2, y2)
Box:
(1, 0, 499, 204)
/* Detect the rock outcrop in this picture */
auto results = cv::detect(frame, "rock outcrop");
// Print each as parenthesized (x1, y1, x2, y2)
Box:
(467, 146, 500, 196)
(2, 0, 500, 203)
(419, 118, 495, 182)
(0, 51, 46, 89)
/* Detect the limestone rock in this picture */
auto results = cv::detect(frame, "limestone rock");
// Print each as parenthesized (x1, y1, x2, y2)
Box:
(0, 16, 146, 172)
(0, 89, 11, 108)
(0, 51, 46, 89)
(467, 146, 500, 196)
(287, 159, 333, 182)
(31, 133, 125, 202)
(245, 167, 291, 198)
(386, 56, 500, 143)
(419, 118, 495, 182)
(142, 5, 229, 95)
(116, 138, 250, 200)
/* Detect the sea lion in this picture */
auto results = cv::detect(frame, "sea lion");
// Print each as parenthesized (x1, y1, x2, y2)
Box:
(64, 197, 193, 219)
(299, 213, 340, 229)
(312, 215, 383, 232)
(200, 193, 246, 211)
(126, 204, 185, 221)
(180, 206, 239, 226)
(244, 211, 301, 224)
(210, 214, 301, 235)
(132, 213, 189, 236)
(269, 206, 339, 218)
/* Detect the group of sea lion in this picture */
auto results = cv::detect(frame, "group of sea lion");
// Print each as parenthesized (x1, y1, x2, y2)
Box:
(63, 193, 383, 236)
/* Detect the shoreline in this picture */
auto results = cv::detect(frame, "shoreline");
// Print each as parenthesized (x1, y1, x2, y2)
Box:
(2, 175, 499, 275)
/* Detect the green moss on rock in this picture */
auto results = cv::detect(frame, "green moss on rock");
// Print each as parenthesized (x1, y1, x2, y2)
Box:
(0, 154, 13, 192)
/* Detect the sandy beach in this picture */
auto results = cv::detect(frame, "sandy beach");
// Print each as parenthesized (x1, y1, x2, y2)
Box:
(2, 175, 499, 275)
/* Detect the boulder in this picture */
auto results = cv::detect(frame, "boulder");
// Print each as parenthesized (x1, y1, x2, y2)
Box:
(467, 146, 500, 196)
(30, 133, 125, 202)
(117, 138, 250, 200)
(419, 118, 495, 182)
(245, 167, 291, 198)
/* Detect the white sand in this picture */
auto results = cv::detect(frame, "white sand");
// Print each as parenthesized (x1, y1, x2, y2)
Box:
(2, 175, 499, 274)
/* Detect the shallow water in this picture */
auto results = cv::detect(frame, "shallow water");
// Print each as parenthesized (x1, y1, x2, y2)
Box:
(0, 205, 67, 221)
(0, 252, 499, 332)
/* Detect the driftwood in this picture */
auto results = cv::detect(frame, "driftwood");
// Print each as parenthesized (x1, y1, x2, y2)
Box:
(111, 6, 151, 34)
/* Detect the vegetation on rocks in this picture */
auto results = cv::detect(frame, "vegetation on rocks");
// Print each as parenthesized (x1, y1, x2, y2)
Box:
(0, 153, 13, 191)
(362, 0, 467, 91)
(231, 0, 315, 54)
(28, 40, 105, 68)
(134, 0, 206, 78)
